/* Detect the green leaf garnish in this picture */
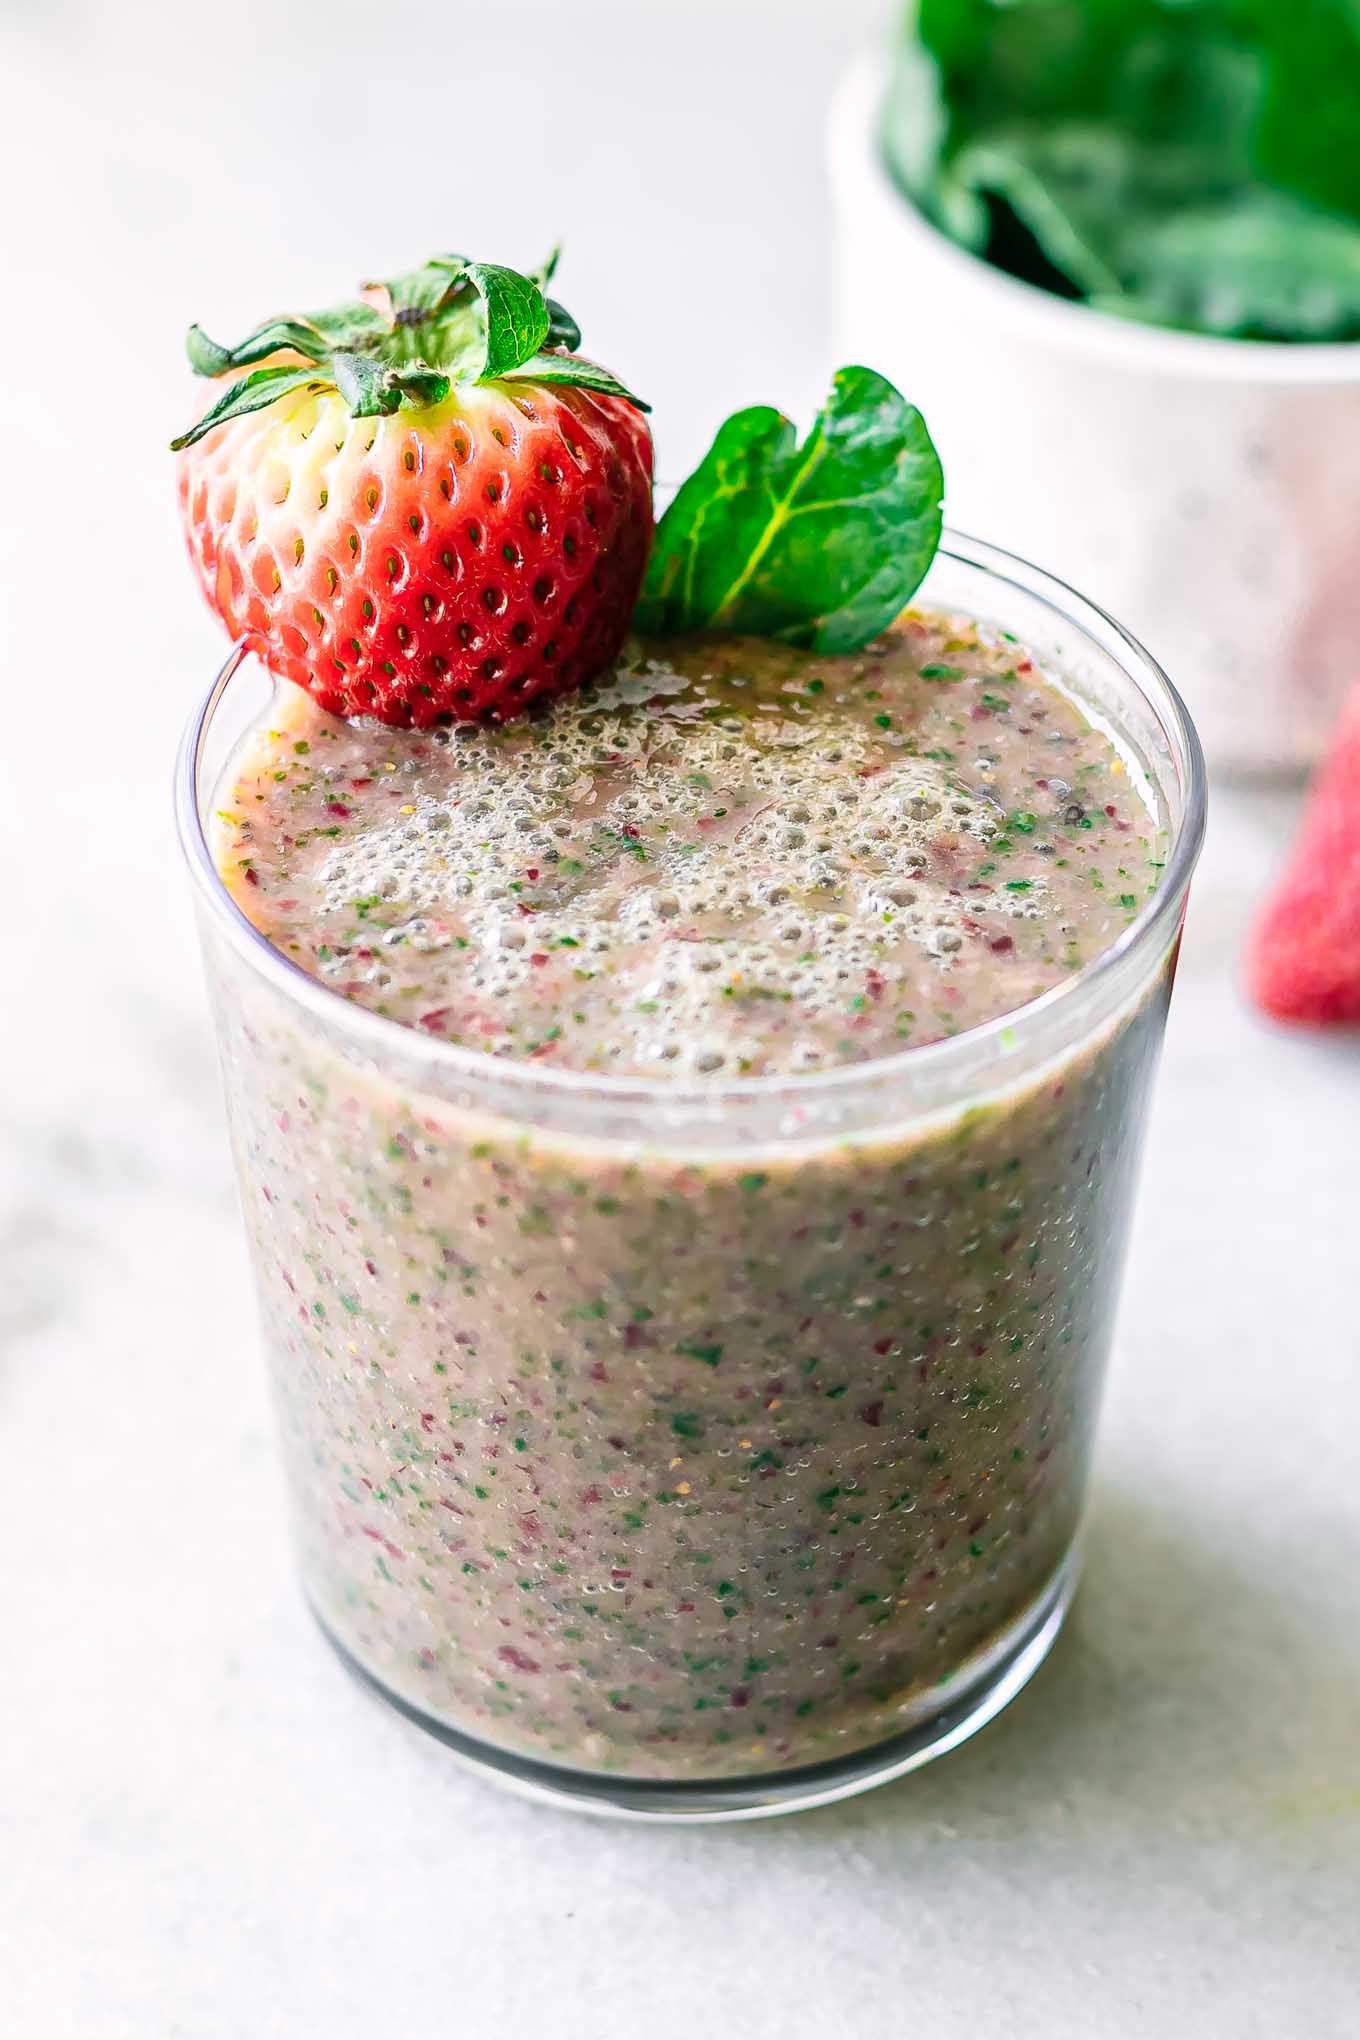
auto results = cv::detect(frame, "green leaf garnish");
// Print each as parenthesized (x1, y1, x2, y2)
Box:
(636, 365, 943, 651)
(172, 249, 646, 449)
(881, 0, 1360, 343)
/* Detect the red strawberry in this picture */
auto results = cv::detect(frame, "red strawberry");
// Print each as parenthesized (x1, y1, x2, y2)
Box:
(173, 254, 653, 724)
(1247, 682, 1360, 1025)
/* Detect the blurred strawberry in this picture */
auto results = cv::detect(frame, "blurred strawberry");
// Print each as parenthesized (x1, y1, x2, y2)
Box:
(173, 253, 652, 724)
(1247, 683, 1360, 1025)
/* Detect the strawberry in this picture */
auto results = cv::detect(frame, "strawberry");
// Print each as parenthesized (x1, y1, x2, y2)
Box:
(173, 253, 653, 724)
(1247, 682, 1360, 1025)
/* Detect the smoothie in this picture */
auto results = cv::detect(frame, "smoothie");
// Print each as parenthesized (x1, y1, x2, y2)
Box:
(205, 610, 1170, 1782)
(217, 616, 1156, 1073)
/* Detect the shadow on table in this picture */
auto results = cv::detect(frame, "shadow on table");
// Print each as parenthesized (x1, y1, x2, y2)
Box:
(798, 1481, 1360, 1847)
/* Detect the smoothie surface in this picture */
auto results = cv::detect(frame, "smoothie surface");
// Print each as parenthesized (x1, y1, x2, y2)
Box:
(213, 612, 1160, 1077)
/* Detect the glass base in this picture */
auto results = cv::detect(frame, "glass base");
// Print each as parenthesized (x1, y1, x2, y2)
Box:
(313, 1554, 1075, 1823)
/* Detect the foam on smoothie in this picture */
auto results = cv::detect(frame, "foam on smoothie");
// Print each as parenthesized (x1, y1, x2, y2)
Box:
(215, 614, 1160, 1077)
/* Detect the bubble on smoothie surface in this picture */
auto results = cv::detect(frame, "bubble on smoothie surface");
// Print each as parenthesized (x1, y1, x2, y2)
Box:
(213, 614, 1161, 1077)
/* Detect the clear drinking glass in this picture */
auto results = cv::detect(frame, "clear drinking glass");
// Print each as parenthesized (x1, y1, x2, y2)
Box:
(175, 533, 1205, 1821)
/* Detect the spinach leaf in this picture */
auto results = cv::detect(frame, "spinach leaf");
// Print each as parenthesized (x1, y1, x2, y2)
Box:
(1113, 191, 1360, 341)
(1253, 3, 1360, 222)
(881, 0, 1360, 343)
(636, 366, 943, 651)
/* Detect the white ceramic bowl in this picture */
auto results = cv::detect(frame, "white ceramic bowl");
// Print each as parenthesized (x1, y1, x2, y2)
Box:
(828, 55, 1360, 776)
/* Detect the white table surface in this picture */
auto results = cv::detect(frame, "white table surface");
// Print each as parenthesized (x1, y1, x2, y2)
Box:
(3, 4, 1357, 2034)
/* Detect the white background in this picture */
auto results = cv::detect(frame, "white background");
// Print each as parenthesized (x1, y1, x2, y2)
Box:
(2, 3, 1357, 2035)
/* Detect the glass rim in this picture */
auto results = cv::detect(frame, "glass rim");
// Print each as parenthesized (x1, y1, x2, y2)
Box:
(174, 528, 1207, 1119)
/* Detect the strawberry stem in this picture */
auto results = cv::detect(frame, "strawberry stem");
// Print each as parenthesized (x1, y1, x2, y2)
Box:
(171, 250, 648, 450)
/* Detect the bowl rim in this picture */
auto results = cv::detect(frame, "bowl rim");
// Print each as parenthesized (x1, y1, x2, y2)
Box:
(829, 52, 1360, 389)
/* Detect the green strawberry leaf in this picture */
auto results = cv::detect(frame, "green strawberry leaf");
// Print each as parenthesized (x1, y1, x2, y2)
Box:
(461, 262, 551, 379)
(636, 366, 942, 650)
(185, 305, 390, 378)
(544, 298, 582, 350)
(331, 352, 405, 417)
(530, 246, 562, 290)
(391, 366, 453, 407)
(528, 247, 581, 348)
(172, 248, 647, 447)
(370, 255, 468, 322)
(184, 324, 237, 376)
(502, 350, 649, 410)
(169, 363, 325, 450)
(303, 301, 393, 350)
(185, 317, 329, 377)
